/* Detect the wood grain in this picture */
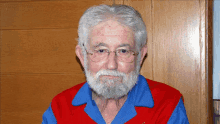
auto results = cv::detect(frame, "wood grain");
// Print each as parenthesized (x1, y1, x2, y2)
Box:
(207, 0, 214, 123)
(152, 1, 202, 123)
(1, 73, 86, 124)
(200, 0, 208, 123)
(1, 111, 44, 124)
(1, 1, 113, 30)
(1, 0, 119, 123)
(1, 29, 82, 73)
(0, 0, 120, 2)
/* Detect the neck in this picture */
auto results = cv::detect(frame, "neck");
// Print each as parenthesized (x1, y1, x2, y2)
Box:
(92, 92, 127, 112)
(92, 92, 127, 124)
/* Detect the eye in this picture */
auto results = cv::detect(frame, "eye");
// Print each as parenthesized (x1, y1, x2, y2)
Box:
(98, 49, 105, 53)
(95, 49, 108, 54)
(119, 49, 129, 53)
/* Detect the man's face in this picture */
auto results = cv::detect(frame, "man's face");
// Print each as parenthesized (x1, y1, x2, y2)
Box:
(84, 20, 140, 99)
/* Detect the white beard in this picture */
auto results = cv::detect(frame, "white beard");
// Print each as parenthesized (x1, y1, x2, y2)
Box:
(85, 69, 139, 99)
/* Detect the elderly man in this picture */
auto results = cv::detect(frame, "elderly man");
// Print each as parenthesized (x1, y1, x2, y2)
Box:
(42, 4, 189, 124)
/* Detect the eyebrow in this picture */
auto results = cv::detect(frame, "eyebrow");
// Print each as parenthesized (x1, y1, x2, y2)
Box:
(92, 43, 131, 48)
(118, 44, 131, 48)
(93, 43, 108, 48)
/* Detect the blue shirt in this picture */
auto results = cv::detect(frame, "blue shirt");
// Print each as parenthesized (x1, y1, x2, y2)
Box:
(42, 75, 189, 124)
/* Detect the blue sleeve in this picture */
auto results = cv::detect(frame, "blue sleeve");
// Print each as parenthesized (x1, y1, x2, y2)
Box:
(167, 98, 189, 124)
(42, 103, 57, 124)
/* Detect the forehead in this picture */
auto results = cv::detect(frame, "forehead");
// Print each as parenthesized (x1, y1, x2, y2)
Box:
(89, 20, 135, 48)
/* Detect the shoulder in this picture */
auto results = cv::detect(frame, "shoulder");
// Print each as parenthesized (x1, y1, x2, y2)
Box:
(146, 79, 182, 103)
(50, 82, 87, 121)
(52, 82, 86, 103)
(146, 78, 182, 99)
(146, 79, 184, 122)
(130, 78, 185, 123)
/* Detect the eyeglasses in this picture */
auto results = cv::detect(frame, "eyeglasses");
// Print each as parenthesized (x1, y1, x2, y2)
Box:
(84, 46, 139, 63)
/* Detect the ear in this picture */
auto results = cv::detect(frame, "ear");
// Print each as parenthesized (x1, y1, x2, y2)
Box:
(139, 44, 147, 65)
(75, 45, 85, 68)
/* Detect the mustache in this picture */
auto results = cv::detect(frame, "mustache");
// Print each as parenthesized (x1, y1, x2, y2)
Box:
(95, 70, 127, 79)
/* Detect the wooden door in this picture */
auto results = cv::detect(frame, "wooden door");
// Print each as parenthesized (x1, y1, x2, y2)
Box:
(0, 0, 212, 123)
(123, 0, 213, 124)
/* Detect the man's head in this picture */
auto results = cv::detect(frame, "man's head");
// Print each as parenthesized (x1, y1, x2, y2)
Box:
(76, 4, 147, 99)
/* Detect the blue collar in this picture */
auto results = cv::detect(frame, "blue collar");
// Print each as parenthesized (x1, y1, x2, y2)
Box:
(72, 75, 154, 123)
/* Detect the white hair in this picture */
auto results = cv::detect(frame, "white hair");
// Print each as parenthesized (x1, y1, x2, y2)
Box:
(78, 4, 147, 50)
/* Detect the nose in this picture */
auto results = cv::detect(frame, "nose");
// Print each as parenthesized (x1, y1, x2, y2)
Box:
(107, 51, 118, 70)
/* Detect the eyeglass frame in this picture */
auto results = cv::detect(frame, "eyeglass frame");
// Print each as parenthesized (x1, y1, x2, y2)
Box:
(82, 44, 139, 63)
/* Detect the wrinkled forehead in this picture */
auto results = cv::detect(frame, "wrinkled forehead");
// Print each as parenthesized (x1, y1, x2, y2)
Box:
(91, 20, 132, 35)
(88, 20, 135, 48)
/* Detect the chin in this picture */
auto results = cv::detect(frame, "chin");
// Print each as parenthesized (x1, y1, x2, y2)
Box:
(85, 69, 139, 99)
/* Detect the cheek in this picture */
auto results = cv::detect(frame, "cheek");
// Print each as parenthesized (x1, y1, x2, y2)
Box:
(87, 60, 105, 74)
(87, 59, 137, 74)
(118, 61, 136, 73)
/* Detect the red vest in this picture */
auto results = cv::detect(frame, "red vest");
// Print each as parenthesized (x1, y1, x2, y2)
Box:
(51, 79, 182, 124)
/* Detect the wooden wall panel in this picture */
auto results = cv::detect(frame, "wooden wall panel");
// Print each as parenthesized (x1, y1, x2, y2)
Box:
(0, 0, 121, 2)
(1, 29, 81, 73)
(207, 0, 214, 123)
(1, 0, 115, 30)
(1, 111, 43, 124)
(152, 1, 202, 123)
(1, 74, 85, 112)
(125, 0, 211, 124)
(1, 0, 124, 123)
(200, 0, 211, 123)
(1, 74, 85, 124)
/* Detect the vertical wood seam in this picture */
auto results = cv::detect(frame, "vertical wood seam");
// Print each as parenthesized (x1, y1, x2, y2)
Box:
(199, 0, 211, 123)
(199, 0, 202, 123)
(151, 0, 154, 80)
(0, 3, 2, 122)
(207, 0, 214, 123)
